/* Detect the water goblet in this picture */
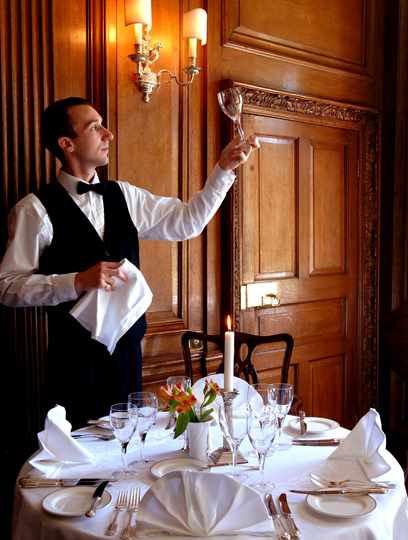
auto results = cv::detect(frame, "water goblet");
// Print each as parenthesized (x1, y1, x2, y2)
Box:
(128, 391, 158, 466)
(110, 402, 138, 480)
(166, 376, 191, 450)
(268, 383, 294, 450)
(217, 87, 245, 141)
(247, 385, 277, 490)
(216, 399, 249, 480)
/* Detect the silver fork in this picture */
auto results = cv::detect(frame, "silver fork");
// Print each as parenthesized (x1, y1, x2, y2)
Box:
(120, 487, 141, 540)
(105, 490, 128, 536)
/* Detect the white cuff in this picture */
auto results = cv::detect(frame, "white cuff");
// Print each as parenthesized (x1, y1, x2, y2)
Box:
(51, 273, 80, 304)
(209, 163, 236, 192)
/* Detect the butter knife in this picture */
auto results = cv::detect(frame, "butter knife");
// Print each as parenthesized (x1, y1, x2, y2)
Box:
(85, 480, 110, 518)
(299, 411, 307, 435)
(278, 493, 301, 538)
(19, 477, 114, 488)
(264, 494, 291, 540)
(292, 438, 340, 446)
(290, 487, 389, 495)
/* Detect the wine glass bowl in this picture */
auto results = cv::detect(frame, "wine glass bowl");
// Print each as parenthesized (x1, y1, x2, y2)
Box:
(217, 87, 245, 141)
(268, 383, 294, 450)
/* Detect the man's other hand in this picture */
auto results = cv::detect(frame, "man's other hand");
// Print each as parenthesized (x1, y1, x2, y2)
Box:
(74, 261, 128, 293)
(218, 135, 260, 171)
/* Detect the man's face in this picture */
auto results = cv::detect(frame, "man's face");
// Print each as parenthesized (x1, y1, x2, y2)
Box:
(61, 105, 113, 168)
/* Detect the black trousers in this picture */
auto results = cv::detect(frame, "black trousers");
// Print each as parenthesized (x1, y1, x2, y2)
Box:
(45, 310, 146, 429)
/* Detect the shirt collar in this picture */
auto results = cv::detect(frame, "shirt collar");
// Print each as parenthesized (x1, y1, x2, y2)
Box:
(57, 170, 100, 196)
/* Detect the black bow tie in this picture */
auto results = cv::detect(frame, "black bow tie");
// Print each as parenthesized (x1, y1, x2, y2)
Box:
(77, 181, 107, 195)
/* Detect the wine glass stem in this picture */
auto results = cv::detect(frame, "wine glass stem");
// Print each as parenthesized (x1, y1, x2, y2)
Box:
(258, 451, 266, 484)
(120, 442, 129, 471)
(236, 122, 245, 141)
(232, 444, 238, 469)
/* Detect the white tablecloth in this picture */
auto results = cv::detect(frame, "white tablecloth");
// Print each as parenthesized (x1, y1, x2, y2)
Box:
(12, 415, 408, 540)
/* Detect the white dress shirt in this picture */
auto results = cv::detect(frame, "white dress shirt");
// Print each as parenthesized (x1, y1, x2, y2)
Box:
(0, 165, 235, 307)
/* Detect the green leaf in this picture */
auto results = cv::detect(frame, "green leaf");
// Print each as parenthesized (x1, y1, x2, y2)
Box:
(174, 413, 190, 438)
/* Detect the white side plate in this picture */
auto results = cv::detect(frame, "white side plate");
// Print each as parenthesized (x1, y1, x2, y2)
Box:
(306, 494, 376, 519)
(288, 417, 339, 435)
(42, 486, 112, 517)
(150, 457, 209, 478)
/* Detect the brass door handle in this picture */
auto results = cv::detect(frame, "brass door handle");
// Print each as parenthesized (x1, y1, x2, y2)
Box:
(262, 293, 280, 307)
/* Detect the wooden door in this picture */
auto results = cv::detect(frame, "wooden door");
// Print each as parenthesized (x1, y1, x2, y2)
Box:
(223, 83, 380, 428)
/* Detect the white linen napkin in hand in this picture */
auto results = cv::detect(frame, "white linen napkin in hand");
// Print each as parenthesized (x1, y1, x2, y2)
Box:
(329, 408, 391, 479)
(69, 258, 153, 354)
(29, 405, 95, 476)
(135, 471, 271, 537)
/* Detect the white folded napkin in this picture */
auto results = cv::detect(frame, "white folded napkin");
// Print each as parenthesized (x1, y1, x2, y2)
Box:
(135, 471, 271, 537)
(192, 374, 259, 415)
(29, 405, 95, 476)
(329, 408, 391, 479)
(70, 258, 153, 354)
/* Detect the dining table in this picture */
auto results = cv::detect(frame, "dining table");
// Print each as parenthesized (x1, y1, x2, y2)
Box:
(12, 413, 408, 540)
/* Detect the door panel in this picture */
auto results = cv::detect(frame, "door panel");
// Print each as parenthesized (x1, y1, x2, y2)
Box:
(236, 103, 359, 425)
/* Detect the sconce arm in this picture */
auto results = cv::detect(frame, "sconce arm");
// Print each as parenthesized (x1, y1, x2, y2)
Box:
(158, 66, 202, 87)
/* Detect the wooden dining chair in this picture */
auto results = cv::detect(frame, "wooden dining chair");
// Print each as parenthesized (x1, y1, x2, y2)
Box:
(181, 330, 294, 385)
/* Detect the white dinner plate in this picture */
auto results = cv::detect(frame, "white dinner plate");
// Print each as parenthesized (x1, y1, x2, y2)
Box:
(288, 416, 339, 435)
(42, 486, 112, 517)
(150, 457, 209, 478)
(306, 494, 376, 519)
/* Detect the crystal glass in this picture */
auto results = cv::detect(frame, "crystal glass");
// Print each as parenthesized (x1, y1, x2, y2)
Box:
(247, 384, 277, 490)
(166, 376, 191, 450)
(128, 391, 158, 466)
(268, 383, 294, 450)
(110, 402, 138, 479)
(217, 87, 245, 140)
(217, 399, 249, 479)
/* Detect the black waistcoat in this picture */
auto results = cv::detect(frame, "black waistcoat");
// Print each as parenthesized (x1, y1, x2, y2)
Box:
(37, 180, 147, 344)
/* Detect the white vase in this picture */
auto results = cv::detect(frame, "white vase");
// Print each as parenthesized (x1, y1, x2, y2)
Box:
(187, 421, 211, 462)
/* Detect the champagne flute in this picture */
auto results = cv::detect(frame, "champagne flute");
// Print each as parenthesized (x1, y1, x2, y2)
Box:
(247, 385, 277, 490)
(110, 402, 138, 479)
(217, 87, 245, 141)
(268, 383, 294, 450)
(166, 376, 191, 450)
(128, 391, 158, 466)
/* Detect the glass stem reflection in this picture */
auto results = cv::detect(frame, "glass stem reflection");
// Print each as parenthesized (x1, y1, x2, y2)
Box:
(121, 442, 129, 471)
(257, 450, 267, 485)
(140, 432, 147, 462)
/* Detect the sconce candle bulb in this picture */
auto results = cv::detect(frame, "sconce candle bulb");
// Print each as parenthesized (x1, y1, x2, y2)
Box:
(125, 1, 207, 102)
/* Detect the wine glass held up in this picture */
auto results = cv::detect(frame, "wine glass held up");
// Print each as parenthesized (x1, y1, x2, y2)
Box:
(217, 87, 245, 141)
(110, 402, 138, 480)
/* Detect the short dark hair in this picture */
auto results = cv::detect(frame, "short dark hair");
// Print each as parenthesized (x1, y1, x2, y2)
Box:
(42, 97, 91, 162)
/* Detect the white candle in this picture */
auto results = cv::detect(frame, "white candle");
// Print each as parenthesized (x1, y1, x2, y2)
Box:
(134, 23, 143, 45)
(187, 37, 197, 61)
(224, 315, 234, 392)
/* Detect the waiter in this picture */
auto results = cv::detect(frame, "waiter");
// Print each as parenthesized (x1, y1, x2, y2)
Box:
(0, 97, 258, 427)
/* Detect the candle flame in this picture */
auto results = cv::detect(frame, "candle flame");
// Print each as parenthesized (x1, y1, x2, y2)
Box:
(227, 315, 231, 331)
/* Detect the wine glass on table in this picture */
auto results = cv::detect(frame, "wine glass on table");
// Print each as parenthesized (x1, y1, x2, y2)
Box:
(128, 391, 158, 466)
(217, 87, 245, 141)
(166, 376, 191, 450)
(268, 383, 294, 450)
(217, 399, 249, 481)
(247, 385, 278, 490)
(110, 402, 138, 479)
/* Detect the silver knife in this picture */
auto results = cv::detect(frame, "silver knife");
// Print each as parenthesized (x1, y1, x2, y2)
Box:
(299, 411, 307, 436)
(278, 493, 301, 538)
(264, 494, 291, 540)
(292, 439, 340, 446)
(19, 477, 114, 488)
(85, 480, 110, 518)
(290, 487, 389, 495)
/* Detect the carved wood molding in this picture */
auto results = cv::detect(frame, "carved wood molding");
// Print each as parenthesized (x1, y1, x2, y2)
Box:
(228, 82, 379, 413)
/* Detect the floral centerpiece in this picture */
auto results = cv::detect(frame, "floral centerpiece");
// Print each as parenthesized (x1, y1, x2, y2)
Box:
(159, 379, 221, 439)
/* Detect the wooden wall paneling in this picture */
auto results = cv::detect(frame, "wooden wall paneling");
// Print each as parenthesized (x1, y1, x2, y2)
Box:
(215, 0, 383, 108)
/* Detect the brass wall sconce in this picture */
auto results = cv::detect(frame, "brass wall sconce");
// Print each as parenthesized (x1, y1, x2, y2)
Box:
(124, 0, 207, 102)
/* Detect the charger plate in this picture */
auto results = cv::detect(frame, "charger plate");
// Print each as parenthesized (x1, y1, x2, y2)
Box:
(42, 486, 111, 517)
(306, 493, 376, 519)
